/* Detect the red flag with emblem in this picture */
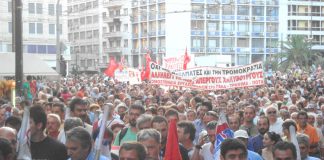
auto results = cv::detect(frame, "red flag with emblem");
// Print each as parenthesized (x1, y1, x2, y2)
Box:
(104, 57, 118, 77)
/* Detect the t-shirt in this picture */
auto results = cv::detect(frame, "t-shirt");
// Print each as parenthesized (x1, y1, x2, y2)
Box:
(113, 128, 137, 146)
(23, 82, 32, 100)
(200, 143, 214, 160)
(248, 150, 263, 160)
(31, 136, 68, 160)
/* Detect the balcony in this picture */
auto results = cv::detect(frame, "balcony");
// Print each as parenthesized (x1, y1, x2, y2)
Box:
(208, 31, 220, 36)
(206, 14, 220, 20)
(158, 14, 165, 19)
(191, 13, 204, 20)
(158, 30, 165, 36)
(191, 30, 204, 36)
(105, 47, 122, 53)
(191, 47, 205, 53)
(192, 0, 204, 3)
(266, 32, 279, 37)
(206, 48, 220, 53)
(237, 32, 250, 36)
(104, 32, 125, 38)
(251, 16, 264, 21)
(148, 31, 157, 37)
(252, 32, 265, 37)
(222, 47, 235, 53)
(252, 48, 265, 53)
(103, 0, 123, 7)
(222, 15, 235, 20)
(222, 31, 235, 36)
(266, 16, 279, 21)
(266, 48, 279, 53)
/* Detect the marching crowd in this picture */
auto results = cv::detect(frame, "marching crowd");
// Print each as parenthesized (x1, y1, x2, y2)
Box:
(0, 66, 324, 160)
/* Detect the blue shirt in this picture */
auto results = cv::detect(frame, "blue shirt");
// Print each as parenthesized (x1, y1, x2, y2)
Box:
(305, 156, 320, 160)
(248, 134, 264, 155)
(193, 119, 206, 145)
(248, 150, 263, 160)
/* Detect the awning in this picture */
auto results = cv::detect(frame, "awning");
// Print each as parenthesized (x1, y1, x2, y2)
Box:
(0, 53, 59, 76)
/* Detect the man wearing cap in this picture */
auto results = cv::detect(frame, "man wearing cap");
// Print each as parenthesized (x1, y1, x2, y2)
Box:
(234, 130, 263, 160)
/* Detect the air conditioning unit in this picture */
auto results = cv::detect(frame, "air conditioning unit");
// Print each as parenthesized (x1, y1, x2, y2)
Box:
(252, 17, 256, 21)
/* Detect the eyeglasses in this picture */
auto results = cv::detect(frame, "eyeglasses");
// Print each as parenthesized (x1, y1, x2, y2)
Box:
(267, 111, 276, 114)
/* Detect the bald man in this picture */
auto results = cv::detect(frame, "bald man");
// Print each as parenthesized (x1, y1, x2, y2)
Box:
(0, 127, 17, 155)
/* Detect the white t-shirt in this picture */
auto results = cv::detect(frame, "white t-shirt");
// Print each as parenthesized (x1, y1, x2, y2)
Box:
(269, 118, 283, 135)
(200, 143, 214, 160)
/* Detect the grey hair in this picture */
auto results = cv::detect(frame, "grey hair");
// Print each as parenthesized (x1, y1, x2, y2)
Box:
(137, 128, 161, 143)
(296, 134, 310, 147)
(136, 114, 153, 129)
(66, 126, 92, 149)
(265, 105, 279, 117)
(64, 117, 83, 132)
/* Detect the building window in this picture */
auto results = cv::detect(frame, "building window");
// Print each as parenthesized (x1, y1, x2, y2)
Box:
(252, 6, 264, 16)
(80, 3, 86, 11)
(223, 38, 234, 47)
(237, 6, 249, 15)
(73, 4, 78, 12)
(208, 38, 219, 48)
(8, 22, 12, 33)
(124, 40, 128, 47)
(237, 54, 249, 65)
(222, 22, 234, 32)
(86, 31, 92, 39)
(252, 23, 264, 32)
(93, 30, 99, 38)
(48, 4, 55, 15)
(208, 22, 219, 32)
(86, 16, 92, 24)
(57, 5, 62, 15)
(59, 24, 62, 35)
(123, 8, 128, 15)
(266, 7, 278, 16)
(68, 33, 73, 41)
(37, 23, 43, 34)
(192, 38, 202, 48)
(86, 45, 92, 53)
(29, 23, 36, 34)
(80, 46, 86, 53)
(109, 26, 114, 32)
(93, 0, 98, 8)
(93, 15, 99, 23)
(252, 54, 264, 63)
(74, 32, 79, 40)
(80, 31, 85, 39)
(237, 38, 249, 47)
(124, 24, 128, 32)
(87, 59, 93, 67)
(93, 45, 99, 52)
(116, 25, 121, 32)
(116, 40, 121, 47)
(266, 23, 278, 32)
(223, 5, 234, 15)
(86, 2, 92, 9)
(252, 38, 264, 48)
(49, 24, 55, 34)
(36, 3, 42, 14)
(29, 3, 35, 14)
(8, 1, 12, 12)
(80, 17, 85, 25)
(37, 45, 46, 53)
(238, 22, 249, 32)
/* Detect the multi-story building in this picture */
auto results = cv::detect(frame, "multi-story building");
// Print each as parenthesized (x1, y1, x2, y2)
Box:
(103, 0, 133, 66)
(0, 0, 69, 68)
(67, 0, 106, 72)
(281, 0, 324, 51)
(103, 0, 324, 68)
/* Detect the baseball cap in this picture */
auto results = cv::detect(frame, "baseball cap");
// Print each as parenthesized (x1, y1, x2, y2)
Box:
(234, 130, 249, 139)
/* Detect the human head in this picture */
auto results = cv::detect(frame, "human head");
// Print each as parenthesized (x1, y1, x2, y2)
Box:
(290, 112, 298, 122)
(29, 105, 47, 137)
(203, 111, 218, 125)
(257, 116, 270, 135)
(128, 104, 145, 127)
(234, 130, 249, 146)
(151, 116, 168, 145)
(5, 116, 21, 132)
(296, 134, 310, 160)
(136, 114, 153, 130)
(64, 117, 83, 132)
(265, 105, 279, 121)
(0, 127, 17, 153)
(164, 108, 179, 121)
(52, 103, 65, 121)
(263, 131, 281, 148)
(297, 111, 308, 128)
(196, 103, 209, 120)
(282, 119, 297, 137)
(69, 98, 88, 122)
(206, 121, 218, 145)
(307, 112, 316, 126)
(137, 129, 161, 160)
(243, 105, 256, 123)
(228, 115, 240, 132)
(272, 141, 297, 160)
(0, 138, 14, 160)
(46, 114, 61, 136)
(119, 142, 147, 160)
(288, 105, 298, 114)
(66, 126, 92, 160)
(186, 110, 196, 121)
(220, 138, 247, 160)
(177, 121, 196, 144)
(0, 104, 7, 126)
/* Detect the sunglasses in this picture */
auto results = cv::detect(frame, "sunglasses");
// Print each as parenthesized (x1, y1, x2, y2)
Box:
(267, 111, 276, 114)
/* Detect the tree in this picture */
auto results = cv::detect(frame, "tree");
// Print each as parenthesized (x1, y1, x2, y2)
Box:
(266, 35, 324, 72)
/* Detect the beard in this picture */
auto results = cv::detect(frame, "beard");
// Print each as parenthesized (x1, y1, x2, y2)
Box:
(129, 120, 136, 127)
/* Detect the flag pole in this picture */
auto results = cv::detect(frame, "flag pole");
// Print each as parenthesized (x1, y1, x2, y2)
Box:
(94, 104, 109, 160)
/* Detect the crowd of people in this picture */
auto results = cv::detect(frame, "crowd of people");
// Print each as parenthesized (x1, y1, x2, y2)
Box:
(0, 66, 323, 160)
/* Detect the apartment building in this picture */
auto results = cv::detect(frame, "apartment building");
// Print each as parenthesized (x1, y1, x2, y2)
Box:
(67, 0, 106, 72)
(0, 0, 69, 68)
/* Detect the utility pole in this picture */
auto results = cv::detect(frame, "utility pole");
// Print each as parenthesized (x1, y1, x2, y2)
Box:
(56, 0, 61, 75)
(14, 0, 23, 97)
(12, 0, 15, 52)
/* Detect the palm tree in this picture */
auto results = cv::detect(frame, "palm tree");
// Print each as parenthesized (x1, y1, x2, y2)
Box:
(266, 35, 323, 72)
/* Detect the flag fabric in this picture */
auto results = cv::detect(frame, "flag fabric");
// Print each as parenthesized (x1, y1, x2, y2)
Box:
(140, 64, 145, 81)
(118, 56, 126, 71)
(17, 106, 32, 160)
(183, 47, 190, 70)
(93, 105, 110, 159)
(213, 112, 234, 159)
(143, 51, 151, 80)
(164, 119, 182, 160)
(104, 57, 119, 77)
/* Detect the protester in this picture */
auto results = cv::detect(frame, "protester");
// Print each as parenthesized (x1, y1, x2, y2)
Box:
(220, 138, 248, 160)
(119, 142, 147, 160)
(272, 141, 297, 160)
(233, 130, 263, 160)
(296, 134, 321, 160)
(248, 116, 270, 154)
(137, 128, 161, 160)
(262, 131, 282, 160)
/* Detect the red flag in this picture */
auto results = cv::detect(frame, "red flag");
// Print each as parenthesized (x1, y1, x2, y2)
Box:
(143, 51, 151, 80)
(183, 47, 190, 70)
(164, 119, 182, 160)
(140, 64, 145, 81)
(104, 57, 118, 77)
(118, 56, 125, 71)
